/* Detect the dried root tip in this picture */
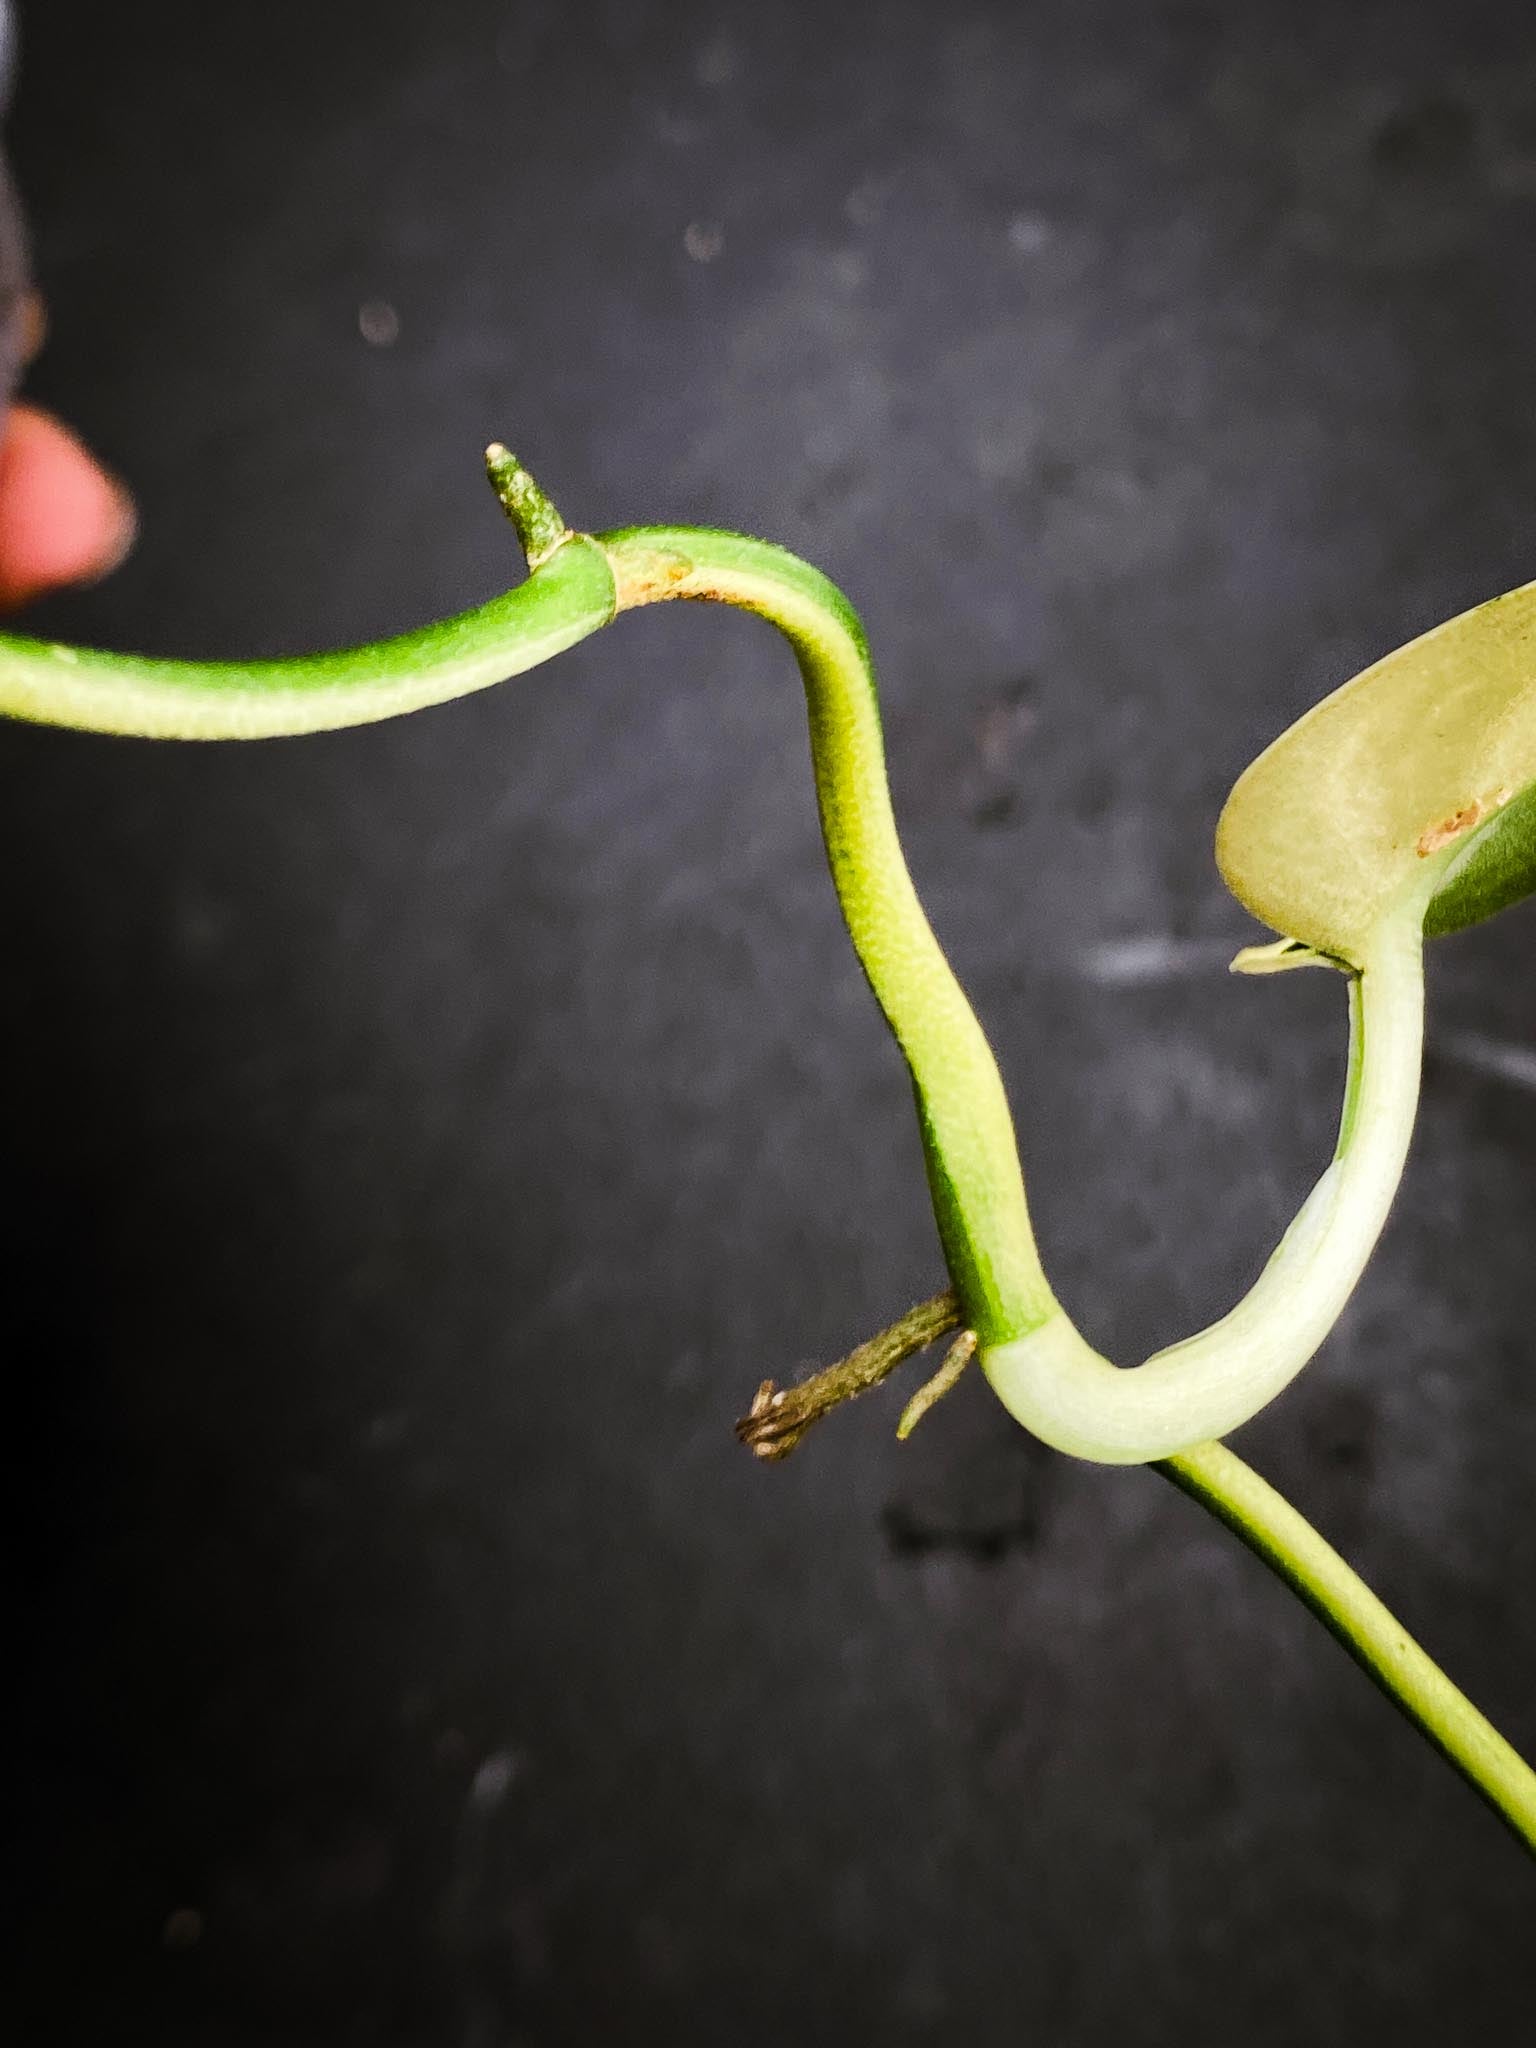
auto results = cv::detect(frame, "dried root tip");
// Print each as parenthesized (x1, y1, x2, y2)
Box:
(896, 1329, 978, 1439)
(739, 1379, 814, 1463)
(484, 443, 570, 569)
(735, 1290, 963, 1463)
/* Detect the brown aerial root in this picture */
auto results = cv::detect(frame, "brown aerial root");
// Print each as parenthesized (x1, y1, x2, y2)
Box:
(735, 1290, 977, 1462)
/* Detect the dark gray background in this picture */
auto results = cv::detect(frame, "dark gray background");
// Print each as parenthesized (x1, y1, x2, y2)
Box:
(4, 1, 1536, 2041)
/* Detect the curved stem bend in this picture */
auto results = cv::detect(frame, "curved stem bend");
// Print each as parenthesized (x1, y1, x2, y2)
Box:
(0, 483, 1059, 1344)
(982, 914, 1425, 1461)
(598, 525, 1057, 1344)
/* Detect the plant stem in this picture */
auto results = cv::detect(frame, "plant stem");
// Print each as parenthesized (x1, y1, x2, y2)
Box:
(981, 912, 1427, 1461)
(0, 460, 616, 738)
(0, 468, 1060, 1344)
(1, 452, 1531, 1849)
(598, 524, 1060, 1347)
(1160, 1439, 1536, 1856)
(0, 477, 1445, 1450)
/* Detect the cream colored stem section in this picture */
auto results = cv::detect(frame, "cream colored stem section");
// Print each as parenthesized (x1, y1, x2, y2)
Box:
(981, 913, 1425, 1462)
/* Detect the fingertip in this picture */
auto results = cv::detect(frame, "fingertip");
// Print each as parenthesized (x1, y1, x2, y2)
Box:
(0, 402, 136, 611)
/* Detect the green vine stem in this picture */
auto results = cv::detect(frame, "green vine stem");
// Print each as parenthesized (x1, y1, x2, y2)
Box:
(1, 449, 1530, 1847)
(0, 456, 1399, 1435)
(0, 489, 1414, 1441)
(0, 531, 616, 739)
(1163, 1441, 1536, 1855)
(597, 524, 1054, 1346)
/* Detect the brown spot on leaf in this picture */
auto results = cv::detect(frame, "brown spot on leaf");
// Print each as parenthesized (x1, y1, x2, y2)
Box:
(1417, 801, 1484, 856)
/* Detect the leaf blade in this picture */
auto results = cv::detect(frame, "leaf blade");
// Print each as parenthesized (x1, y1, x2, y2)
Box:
(1216, 580, 1536, 959)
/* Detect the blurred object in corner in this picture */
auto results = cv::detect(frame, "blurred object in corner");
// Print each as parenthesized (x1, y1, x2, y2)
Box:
(0, 0, 31, 420)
